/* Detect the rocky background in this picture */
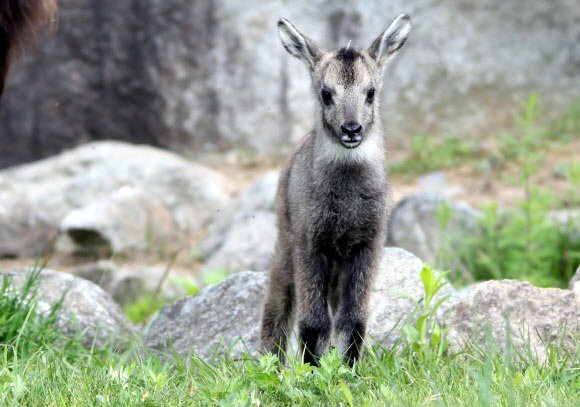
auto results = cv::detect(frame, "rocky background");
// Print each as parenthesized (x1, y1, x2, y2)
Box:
(0, 1, 578, 360)
(1, 0, 578, 167)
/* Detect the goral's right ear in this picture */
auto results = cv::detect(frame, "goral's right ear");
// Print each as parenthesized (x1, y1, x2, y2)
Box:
(277, 18, 322, 70)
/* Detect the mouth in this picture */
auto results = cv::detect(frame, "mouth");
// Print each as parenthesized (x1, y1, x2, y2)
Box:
(339, 133, 362, 149)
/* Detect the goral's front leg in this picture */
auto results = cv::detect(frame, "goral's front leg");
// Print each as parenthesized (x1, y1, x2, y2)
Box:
(334, 244, 379, 366)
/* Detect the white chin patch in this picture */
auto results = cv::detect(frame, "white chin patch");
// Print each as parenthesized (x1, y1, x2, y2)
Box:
(322, 134, 383, 163)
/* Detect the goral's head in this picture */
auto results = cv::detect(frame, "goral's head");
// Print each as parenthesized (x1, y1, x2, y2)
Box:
(278, 14, 411, 149)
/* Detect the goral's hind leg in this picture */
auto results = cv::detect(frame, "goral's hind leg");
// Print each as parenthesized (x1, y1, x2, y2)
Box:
(260, 245, 294, 364)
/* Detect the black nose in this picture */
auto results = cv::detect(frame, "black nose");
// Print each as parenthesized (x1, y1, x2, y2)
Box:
(341, 122, 362, 135)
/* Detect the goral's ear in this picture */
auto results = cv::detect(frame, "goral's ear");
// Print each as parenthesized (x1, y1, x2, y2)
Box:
(368, 14, 411, 66)
(277, 18, 322, 70)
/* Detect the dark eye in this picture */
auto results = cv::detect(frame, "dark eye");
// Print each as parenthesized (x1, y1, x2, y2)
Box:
(366, 88, 375, 103)
(321, 89, 333, 106)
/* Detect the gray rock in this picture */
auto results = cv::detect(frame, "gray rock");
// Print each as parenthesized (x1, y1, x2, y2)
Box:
(446, 280, 579, 360)
(59, 187, 176, 257)
(0, 141, 231, 257)
(144, 248, 456, 358)
(388, 194, 481, 267)
(2, 1, 577, 166)
(202, 211, 277, 274)
(73, 261, 193, 306)
(201, 171, 279, 273)
(143, 271, 267, 359)
(0, 268, 135, 348)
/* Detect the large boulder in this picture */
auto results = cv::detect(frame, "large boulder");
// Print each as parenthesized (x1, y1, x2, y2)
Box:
(0, 141, 231, 257)
(0, 268, 135, 348)
(387, 194, 481, 266)
(1, 1, 577, 166)
(201, 171, 279, 273)
(447, 280, 579, 360)
(143, 271, 267, 359)
(143, 247, 456, 359)
(58, 187, 176, 257)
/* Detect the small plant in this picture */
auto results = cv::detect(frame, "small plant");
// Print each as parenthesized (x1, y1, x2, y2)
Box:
(122, 294, 167, 324)
(401, 263, 451, 357)
(0, 269, 57, 357)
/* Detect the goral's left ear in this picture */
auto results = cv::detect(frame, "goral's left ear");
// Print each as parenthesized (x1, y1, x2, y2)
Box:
(368, 14, 411, 66)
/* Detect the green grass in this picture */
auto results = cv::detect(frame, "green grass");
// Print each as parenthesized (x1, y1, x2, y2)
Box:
(544, 97, 580, 143)
(1, 330, 577, 406)
(1, 268, 578, 406)
(1, 341, 577, 406)
(119, 268, 228, 325)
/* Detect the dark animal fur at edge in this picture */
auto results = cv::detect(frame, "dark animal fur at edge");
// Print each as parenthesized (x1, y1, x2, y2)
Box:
(0, 0, 57, 97)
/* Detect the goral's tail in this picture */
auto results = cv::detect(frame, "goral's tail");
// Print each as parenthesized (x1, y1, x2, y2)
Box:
(0, 0, 57, 97)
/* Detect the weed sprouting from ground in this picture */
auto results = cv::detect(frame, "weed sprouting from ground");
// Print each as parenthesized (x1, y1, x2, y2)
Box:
(400, 263, 451, 358)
